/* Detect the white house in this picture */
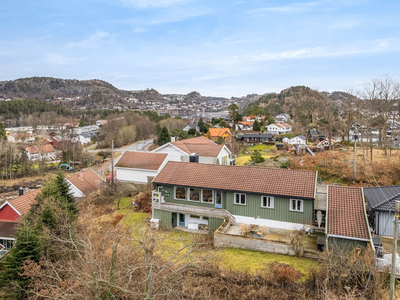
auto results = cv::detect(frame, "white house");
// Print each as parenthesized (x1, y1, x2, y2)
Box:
(152, 136, 233, 165)
(114, 151, 169, 184)
(265, 123, 292, 135)
(66, 169, 103, 198)
(183, 124, 200, 133)
(282, 135, 306, 145)
(26, 145, 56, 161)
(275, 113, 291, 123)
(72, 132, 94, 145)
(96, 120, 108, 126)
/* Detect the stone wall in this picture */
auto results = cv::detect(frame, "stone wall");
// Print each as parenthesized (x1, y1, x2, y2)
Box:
(117, 181, 147, 196)
(214, 232, 295, 256)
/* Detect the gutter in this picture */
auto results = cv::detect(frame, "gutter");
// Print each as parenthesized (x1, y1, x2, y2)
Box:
(362, 187, 375, 252)
(326, 234, 370, 243)
(314, 171, 318, 200)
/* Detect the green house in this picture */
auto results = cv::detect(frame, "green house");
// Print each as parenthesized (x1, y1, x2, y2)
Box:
(151, 161, 317, 232)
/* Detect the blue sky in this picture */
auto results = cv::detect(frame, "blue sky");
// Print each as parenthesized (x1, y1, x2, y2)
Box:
(1, 0, 400, 97)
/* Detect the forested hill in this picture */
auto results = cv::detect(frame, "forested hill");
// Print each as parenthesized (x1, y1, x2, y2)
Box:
(0, 77, 131, 100)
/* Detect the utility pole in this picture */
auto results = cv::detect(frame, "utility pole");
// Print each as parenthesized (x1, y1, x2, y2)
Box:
(390, 201, 399, 300)
(111, 140, 114, 187)
(353, 137, 357, 180)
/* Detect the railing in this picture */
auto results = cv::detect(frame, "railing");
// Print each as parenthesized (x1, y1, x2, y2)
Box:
(151, 197, 236, 225)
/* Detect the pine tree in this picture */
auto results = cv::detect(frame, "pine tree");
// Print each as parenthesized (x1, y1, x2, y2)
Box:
(0, 219, 41, 298)
(157, 126, 170, 146)
(253, 120, 261, 132)
(197, 118, 207, 133)
(54, 172, 78, 220)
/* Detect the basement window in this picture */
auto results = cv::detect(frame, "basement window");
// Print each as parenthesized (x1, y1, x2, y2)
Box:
(261, 196, 274, 209)
(234, 193, 246, 205)
(290, 199, 303, 212)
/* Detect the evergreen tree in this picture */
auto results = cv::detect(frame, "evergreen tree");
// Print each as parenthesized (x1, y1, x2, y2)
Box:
(54, 172, 78, 220)
(155, 123, 162, 136)
(187, 128, 196, 136)
(0, 219, 41, 298)
(157, 126, 170, 146)
(197, 118, 207, 133)
(253, 120, 261, 132)
(250, 150, 265, 163)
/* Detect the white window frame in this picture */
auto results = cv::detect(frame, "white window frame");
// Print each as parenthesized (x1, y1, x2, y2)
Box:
(201, 189, 214, 204)
(188, 188, 201, 202)
(234, 193, 246, 205)
(261, 196, 274, 209)
(290, 199, 303, 212)
(174, 186, 187, 201)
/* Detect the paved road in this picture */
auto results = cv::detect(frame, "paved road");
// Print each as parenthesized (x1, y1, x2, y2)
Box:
(116, 138, 154, 152)
(86, 139, 154, 153)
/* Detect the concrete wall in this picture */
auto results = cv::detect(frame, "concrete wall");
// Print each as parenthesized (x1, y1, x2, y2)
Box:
(214, 232, 295, 256)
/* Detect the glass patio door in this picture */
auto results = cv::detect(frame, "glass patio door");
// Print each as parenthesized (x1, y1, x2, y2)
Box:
(215, 191, 222, 208)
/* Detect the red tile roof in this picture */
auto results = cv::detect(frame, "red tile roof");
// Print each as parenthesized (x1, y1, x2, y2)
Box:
(26, 146, 39, 154)
(171, 137, 225, 157)
(115, 151, 168, 170)
(153, 162, 317, 199)
(8, 188, 41, 215)
(206, 128, 232, 137)
(67, 169, 103, 196)
(26, 144, 55, 154)
(327, 186, 370, 240)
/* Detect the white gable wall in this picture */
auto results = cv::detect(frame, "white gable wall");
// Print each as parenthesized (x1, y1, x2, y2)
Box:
(116, 167, 158, 184)
(67, 180, 85, 198)
(152, 144, 187, 162)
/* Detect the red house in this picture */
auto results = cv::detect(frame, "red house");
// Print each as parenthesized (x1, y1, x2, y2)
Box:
(0, 189, 41, 252)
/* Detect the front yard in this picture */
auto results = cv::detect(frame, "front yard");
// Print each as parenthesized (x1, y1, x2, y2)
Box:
(117, 196, 319, 278)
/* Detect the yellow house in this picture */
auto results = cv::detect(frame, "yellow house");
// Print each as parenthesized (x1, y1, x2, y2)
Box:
(205, 128, 232, 142)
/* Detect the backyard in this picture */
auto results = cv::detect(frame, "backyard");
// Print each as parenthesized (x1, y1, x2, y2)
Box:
(117, 196, 320, 278)
(236, 143, 276, 166)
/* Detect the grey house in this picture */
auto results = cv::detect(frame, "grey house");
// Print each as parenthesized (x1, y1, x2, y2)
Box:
(364, 186, 400, 237)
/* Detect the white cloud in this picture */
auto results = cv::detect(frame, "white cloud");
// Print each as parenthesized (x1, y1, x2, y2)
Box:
(45, 54, 83, 65)
(328, 19, 361, 29)
(248, 0, 328, 13)
(120, 0, 189, 8)
(67, 31, 111, 49)
(133, 27, 145, 33)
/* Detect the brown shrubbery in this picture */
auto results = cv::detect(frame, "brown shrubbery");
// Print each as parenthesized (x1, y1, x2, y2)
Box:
(134, 191, 152, 213)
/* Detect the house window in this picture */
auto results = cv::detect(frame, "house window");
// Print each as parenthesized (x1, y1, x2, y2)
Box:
(290, 199, 303, 212)
(221, 156, 227, 165)
(190, 214, 200, 219)
(261, 196, 274, 208)
(234, 193, 246, 205)
(202, 189, 213, 203)
(174, 187, 186, 200)
(189, 188, 200, 201)
(0, 239, 14, 250)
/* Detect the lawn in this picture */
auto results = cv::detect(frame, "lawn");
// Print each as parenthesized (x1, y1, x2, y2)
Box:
(236, 144, 275, 166)
(116, 196, 319, 277)
(215, 248, 319, 278)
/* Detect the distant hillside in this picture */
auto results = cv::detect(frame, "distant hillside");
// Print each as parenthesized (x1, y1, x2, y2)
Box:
(0, 77, 131, 101)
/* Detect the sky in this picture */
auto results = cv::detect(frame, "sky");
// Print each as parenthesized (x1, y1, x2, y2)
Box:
(1, 0, 400, 97)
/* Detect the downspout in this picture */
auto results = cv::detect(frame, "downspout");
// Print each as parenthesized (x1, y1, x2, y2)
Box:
(362, 188, 375, 252)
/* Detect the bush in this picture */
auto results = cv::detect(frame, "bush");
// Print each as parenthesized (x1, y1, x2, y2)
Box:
(280, 161, 291, 169)
(271, 262, 303, 286)
(250, 150, 265, 163)
(134, 191, 152, 213)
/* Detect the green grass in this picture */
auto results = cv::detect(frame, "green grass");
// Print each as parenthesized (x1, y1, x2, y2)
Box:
(215, 248, 319, 278)
(116, 197, 318, 277)
(250, 144, 275, 151)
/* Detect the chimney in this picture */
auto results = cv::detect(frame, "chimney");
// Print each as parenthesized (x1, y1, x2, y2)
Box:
(19, 187, 24, 196)
(80, 170, 84, 181)
(171, 136, 176, 142)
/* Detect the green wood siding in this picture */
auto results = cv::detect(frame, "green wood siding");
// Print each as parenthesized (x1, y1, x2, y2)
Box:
(328, 237, 368, 253)
(208, 218, 224, 232)
(153, 209, 173, 229)
(225, 193, 314, 224)
(155, 184, 314, 224)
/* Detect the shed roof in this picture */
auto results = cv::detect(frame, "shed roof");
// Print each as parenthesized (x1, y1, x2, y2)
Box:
(363, 185, 400, 212)
(67, 169, 103, 196)
(115, 151, 168, 170)
(327, 186, 370, 240)
(153, 161, 317, 199)
(171, 137, 226, 157)
(238, 133, 273, 139)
